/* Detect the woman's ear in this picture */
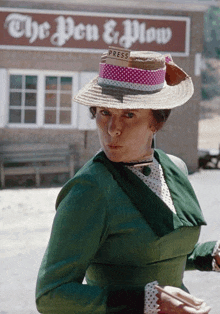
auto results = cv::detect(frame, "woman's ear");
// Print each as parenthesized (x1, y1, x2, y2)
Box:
(149, 123, 157, 134)
(148, 110, 158, 134)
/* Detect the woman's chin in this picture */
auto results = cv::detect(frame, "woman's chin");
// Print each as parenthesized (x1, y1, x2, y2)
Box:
(103, 148, 152, 164)
(103, 149, 125, 163)
(104, 151, 138, 164)
(105, 154, 123, 163)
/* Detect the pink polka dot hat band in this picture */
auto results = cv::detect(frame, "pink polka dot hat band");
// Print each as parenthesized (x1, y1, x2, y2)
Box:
(74, 47, 194, 110)
(98, 63, 166, 92)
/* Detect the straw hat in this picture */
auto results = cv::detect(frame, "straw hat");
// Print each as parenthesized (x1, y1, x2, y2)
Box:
(74, 47, 194, 110)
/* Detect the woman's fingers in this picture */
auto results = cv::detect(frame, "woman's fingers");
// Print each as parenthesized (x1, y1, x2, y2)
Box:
(184, 302, 211, 314)
(157, 285, 211, 314)
(159, 302, 211, 314)
(174, 288, 204, 307)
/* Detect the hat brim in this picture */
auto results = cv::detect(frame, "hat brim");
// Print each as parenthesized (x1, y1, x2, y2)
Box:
(74, 70, 194, 110)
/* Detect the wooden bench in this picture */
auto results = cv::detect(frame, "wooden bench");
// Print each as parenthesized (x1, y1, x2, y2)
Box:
(198, 146, 220, 169)
(0, 143, 75, 188)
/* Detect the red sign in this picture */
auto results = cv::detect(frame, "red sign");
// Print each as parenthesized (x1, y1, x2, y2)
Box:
(0, 8, 190, 56)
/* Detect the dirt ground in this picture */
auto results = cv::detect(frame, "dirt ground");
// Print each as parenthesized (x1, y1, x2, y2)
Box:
(1, 101, 220, 314)
(1, 171, 220, 314)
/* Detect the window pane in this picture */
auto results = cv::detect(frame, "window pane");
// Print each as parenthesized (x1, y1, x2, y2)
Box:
(60, 93, 71, 107)
(26, 76, 37, 89)
(60, 111, 71, 124)
(45, 93, 57, 107)
(46, 77, 57, 90)
(9, 109, 21, 123)
(25, 93, 36, 107)
(25, 110, 36, 123)
(10, 75, 22, 89)
(10, 92, 22, 106)
(45, 110, 56, 124)
(61, 77, 72, 91)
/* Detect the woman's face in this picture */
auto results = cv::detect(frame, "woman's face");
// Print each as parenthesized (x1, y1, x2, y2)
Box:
(96, 107, 155, 163)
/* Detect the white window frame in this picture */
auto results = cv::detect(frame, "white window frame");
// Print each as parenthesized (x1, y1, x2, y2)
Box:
(8, 72, 38, 125)
(0, 68, 8, 128)
(5, 69, 97, 130)
(7, 69, 78, 129)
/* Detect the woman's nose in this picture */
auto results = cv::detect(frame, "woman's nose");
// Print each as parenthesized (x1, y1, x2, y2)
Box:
(107, 117, 122, 137)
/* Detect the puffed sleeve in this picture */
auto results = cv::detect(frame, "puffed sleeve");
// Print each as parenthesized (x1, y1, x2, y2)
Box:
(35, 175, 109, 313)
(186, 241, 217, 271)
(35, 174, 144, 314)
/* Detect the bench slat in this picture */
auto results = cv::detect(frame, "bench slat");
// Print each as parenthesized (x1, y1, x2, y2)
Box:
(1, 156, 68, 163)
(3, 167, 36, 175)
(0, 143, 75, 188)
(3, 165, 70, 175)
(0, 143, 69, 152)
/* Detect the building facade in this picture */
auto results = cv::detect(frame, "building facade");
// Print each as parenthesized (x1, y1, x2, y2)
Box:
(0, 0, 210, 172)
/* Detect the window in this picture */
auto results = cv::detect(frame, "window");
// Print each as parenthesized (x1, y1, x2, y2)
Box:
(44, 76, 72, 125)
(9, 75, 37, 124)
(6, 70, 97, 130)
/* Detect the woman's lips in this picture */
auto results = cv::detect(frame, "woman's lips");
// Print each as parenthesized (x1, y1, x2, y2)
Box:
(107, 145, 122, 149)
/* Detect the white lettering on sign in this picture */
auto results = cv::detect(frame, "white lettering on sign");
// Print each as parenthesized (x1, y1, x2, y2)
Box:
(102, 19, 120, 45)
(51, 16, 99, 46)
(4, 13, 51, 43)
(3, 13, 173, 49)
(119, 20, 140, 48)
(119, 20, 172, 48)
(50, 16, 73, 46)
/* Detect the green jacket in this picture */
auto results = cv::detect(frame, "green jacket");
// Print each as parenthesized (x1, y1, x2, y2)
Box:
(36, 149, 216, 314)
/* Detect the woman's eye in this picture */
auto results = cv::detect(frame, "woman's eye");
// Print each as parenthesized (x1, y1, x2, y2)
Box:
(125, 112, 134, 118)
(100, 110, 110, 116)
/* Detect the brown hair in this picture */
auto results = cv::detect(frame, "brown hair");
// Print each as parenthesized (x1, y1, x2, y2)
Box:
(151, 109, 171, 131)
(89, 107, 171, 132)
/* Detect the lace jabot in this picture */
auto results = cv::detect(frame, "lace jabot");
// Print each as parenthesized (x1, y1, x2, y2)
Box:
(126, 157, 176, 214)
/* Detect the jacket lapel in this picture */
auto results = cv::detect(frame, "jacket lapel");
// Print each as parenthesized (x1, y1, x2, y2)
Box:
(94, 150, 206, 238)
(154, 150, 206, 229)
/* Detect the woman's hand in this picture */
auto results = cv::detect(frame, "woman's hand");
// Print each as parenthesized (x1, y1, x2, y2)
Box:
(214, 253, 220, 266)
(156, 285, 211, 314)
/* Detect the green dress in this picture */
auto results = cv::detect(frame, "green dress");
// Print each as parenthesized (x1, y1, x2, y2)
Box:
(36, 149, 216, 314)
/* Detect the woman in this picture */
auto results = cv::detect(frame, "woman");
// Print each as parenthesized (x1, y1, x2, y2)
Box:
(36, 48, 220, 313)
